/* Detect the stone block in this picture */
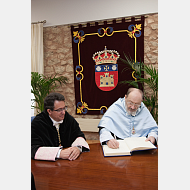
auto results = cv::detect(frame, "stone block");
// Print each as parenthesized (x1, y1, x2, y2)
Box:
(44, 66, 53, 73)
(147, 18, 155, 24)
(54, 35, 63, 44)
(150, 41, 158, 47)
(47, 58, 61, 66)
(147, 54, 158, 63)
(151, 23, 158, 30)
(61, 60, 67, 65)
(63, 73, 73, 83)
(48, 34, 54, 40)
(144, 27, 152, 36)
(58, 54, 65, 60)
(49, 45, 57, 50)
(54, 66, 66, 75)
(65, 87, 74, 94)
(67, 59, 73, 65)
(66, 65, 74, 72)
(144, 42, 150, 53)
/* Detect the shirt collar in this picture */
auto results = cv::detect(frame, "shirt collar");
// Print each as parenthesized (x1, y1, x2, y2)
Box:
(49, 116, 63, 126)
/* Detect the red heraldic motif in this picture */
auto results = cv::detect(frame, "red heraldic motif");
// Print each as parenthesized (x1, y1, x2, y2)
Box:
(93, 46, 120, 91)
(95, 64, 118, 91)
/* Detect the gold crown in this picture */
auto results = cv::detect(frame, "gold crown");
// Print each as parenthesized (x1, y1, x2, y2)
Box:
(92, 46, 120, 65)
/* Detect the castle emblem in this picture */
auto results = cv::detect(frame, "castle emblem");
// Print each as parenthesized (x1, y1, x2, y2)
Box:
(93, 46, 120, 91)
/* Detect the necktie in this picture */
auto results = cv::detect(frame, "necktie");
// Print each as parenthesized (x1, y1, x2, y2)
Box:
(55, 123, 61, 146)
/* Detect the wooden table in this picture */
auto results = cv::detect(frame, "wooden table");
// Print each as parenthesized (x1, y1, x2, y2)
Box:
(31, 143, 158, 190)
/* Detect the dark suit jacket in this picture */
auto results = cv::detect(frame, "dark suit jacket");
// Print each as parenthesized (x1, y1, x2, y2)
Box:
(31, 111, 86, 159)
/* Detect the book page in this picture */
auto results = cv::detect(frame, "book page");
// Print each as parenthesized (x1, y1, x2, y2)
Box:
(124, 137, 156, 152)
(103, 140, 131, 156)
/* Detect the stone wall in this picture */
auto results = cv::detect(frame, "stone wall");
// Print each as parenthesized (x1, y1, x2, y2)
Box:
(43, 13, 158, 119)
(43, 26, 76, 116)
(144, 13, 158, 97)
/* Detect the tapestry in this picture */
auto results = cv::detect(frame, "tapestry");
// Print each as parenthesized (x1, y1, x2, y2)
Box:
(71, 17, 144, 115)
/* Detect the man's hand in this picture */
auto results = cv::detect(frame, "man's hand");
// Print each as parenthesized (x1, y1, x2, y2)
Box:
(107, 139, 119, 149)
(59, 147, 81, 161)
(59, 147, 80, 160)
(59, 147, 72, 160)
(145, 136, 155, 144)
(68, 147, 81, 161)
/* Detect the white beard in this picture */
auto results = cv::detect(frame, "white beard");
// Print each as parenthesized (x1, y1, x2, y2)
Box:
(126, 107, 137, 116)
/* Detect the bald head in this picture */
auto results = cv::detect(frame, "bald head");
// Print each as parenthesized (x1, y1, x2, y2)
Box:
(125, 88, 143, 101)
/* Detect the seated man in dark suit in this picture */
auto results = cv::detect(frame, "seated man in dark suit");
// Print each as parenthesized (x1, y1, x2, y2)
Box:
(31, 92, 89, 161)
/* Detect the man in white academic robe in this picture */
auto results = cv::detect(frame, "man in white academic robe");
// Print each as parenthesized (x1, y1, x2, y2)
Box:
(98, 88, 158, 149)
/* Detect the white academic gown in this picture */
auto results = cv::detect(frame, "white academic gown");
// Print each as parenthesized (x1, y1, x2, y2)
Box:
(98, 97, 158, 144)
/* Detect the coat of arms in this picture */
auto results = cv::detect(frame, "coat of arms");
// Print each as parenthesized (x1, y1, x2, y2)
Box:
(93, 46, 120, 91)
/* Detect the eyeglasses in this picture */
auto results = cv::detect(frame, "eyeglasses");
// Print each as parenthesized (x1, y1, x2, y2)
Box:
(54, 106, 68, 112)
(126, 101, 141, 108)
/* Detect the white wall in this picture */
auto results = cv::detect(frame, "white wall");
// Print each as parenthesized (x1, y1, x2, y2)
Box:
(31, 0, 158, 27)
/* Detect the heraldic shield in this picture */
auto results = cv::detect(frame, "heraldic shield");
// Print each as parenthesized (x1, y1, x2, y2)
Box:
(95, 64, 118, 91)
(93, 46, 120, 91)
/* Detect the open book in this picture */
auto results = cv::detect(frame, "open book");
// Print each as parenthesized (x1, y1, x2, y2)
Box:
(102, 137, 157, 157)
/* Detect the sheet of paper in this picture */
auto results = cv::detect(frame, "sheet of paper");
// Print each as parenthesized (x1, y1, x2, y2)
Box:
(103, 140, 131, 155)
(124, 137, 155, 151)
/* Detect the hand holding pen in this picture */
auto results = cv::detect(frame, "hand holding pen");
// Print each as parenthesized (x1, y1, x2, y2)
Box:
(107, 134, 119, 149)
